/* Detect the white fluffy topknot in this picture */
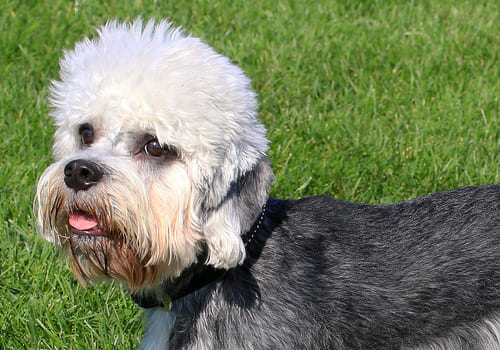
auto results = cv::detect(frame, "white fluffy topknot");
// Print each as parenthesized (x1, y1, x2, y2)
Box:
(49, 18, 269, 175)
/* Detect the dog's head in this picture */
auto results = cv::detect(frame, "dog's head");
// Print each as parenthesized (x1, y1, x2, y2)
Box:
(35, 19, 274, 290)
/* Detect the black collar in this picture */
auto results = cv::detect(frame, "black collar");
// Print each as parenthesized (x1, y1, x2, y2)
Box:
(131, 201, 278, 309)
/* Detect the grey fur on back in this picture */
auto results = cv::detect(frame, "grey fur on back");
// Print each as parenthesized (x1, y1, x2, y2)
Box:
(145, 184, 500, 350)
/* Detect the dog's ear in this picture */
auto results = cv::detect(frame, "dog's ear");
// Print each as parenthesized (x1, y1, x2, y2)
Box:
(201, 156, 275, 269)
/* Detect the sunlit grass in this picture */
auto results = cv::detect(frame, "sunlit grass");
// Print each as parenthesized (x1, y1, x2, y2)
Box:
(0, 0, 497, 348)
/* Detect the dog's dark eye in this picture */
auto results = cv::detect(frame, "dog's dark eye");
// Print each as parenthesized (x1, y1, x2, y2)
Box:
(144, 139, 178, 158)
(144, 140, 163, 156)
(79, 124, 94, 146)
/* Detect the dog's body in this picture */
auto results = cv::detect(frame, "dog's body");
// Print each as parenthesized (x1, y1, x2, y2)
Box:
(141, 186, 500, 350)
(35, 19, 500, 349)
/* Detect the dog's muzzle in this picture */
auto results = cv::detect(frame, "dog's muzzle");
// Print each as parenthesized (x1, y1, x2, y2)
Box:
(64, 159, 103, 191)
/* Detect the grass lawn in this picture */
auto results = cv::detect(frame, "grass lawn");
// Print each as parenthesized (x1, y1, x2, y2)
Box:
(0, 0, 498, 348)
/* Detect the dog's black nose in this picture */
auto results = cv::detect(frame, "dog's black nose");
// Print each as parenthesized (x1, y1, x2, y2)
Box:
(64, 159, 103, 191)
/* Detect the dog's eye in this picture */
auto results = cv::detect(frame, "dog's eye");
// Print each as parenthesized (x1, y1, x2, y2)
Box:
(144, 139, 178, 158)
(144, 140, 163, 156)
(79, 124, 95, 146)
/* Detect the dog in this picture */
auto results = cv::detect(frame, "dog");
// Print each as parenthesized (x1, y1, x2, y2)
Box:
(35, 19, 500, 350)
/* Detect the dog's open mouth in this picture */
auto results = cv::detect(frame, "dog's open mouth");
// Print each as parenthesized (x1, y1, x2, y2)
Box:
(68, 211, 107, 237)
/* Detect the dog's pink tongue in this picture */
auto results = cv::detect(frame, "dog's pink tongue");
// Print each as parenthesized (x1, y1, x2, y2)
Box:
(69, 211, 98, 231)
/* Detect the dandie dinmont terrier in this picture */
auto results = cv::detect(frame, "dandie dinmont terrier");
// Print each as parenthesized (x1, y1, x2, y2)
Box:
(35, 19, 500, 350)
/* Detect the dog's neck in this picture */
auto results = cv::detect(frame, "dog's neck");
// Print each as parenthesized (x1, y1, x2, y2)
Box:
(130, 201, 278, 309)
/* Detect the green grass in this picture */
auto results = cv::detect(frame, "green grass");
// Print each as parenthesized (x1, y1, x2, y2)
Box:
(1, 0, 498, 348)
